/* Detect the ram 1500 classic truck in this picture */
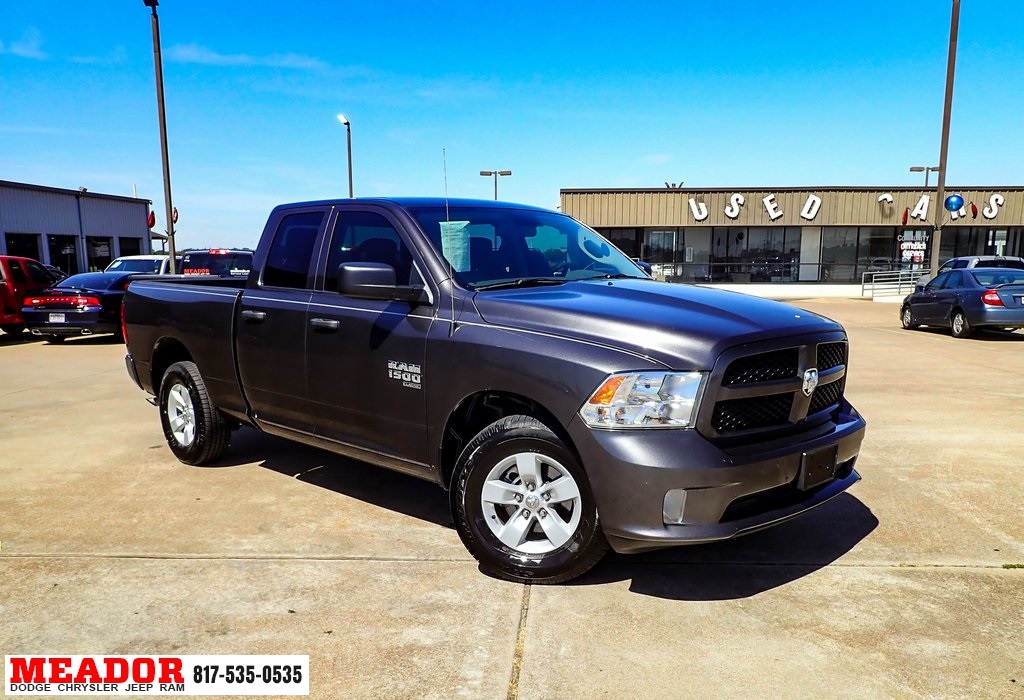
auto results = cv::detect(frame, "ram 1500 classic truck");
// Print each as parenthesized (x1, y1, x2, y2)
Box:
(123, 197, 866, 583)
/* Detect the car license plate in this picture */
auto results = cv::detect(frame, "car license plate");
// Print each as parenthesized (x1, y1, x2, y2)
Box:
(798, 445, 838, 490)
(48, 313, 66, 323)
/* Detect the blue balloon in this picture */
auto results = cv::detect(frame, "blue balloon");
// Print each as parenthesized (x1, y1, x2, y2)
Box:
(944, 194, 965, 212)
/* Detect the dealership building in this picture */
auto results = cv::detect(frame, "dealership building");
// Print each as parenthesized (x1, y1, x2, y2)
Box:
(0, 180, 156, 275)
(560, 186, 1024, 284)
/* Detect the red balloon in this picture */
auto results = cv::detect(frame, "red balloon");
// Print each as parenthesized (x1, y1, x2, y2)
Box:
(147, 211, 156, 228)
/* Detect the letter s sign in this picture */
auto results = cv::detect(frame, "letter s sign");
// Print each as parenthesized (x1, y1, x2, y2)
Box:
(724, 194, 744, 219)
(983, 194, 1004, 220)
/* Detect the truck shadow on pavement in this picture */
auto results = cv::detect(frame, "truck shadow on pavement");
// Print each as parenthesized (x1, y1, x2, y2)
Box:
(223, 428, 454, 529)
(220, 429, 877, 599)
(573, 493, 878, 600)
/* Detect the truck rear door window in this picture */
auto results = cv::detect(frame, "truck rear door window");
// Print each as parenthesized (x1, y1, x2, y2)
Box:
(262, 211, 325, 289)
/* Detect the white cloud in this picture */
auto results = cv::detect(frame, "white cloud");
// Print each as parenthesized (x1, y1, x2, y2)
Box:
(0, 27, 47, 60)
(166, 43, 327, 71)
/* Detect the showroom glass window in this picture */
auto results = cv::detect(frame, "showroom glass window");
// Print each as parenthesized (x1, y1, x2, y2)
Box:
(821, 227, 858, 282)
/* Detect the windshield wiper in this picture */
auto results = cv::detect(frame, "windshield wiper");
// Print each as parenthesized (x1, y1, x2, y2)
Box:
(473, 277, 568, 291)
(576, 273, 642, 281)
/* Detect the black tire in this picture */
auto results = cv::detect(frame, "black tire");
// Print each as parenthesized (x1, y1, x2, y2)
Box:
(451, 415, 608, 584)
(45, 335, 65, 344)
(950, 309, 973, 339)
(1, 324, 24, 335)
(900, 305, 919, 330)
(158, 360, 231, 465)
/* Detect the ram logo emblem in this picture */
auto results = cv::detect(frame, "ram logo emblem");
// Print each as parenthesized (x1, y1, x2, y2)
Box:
(802, 368, 819, 397)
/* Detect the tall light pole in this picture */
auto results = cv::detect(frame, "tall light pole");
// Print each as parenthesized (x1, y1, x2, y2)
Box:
(929, 0, 961, 275)
(479, 170, 512, 200)
(143, 0, 176, 274)
(337, 114, 353, 198)
(909, 165, 941, 188)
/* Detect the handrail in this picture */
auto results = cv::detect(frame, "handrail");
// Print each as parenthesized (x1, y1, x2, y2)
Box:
(860, 269, 930, 298)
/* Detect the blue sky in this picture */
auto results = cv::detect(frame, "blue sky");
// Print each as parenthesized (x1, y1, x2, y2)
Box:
(2, 1, 1023, 250)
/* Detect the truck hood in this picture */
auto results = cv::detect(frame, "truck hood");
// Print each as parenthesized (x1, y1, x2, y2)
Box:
(471, 279, 843, 369)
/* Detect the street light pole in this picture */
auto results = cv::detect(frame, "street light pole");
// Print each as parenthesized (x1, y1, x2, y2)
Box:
(143, 0, 176, 274)
(337, 114, 354, 198)
(479, 170, 512, 200)
(929, 0, 961, 275)
(909, 165, 941, 188)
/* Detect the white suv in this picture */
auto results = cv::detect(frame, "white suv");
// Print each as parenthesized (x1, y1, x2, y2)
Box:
(105, 255, 180, 275)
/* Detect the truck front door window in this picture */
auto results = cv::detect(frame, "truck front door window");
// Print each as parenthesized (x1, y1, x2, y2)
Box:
(325, 211, 415, 290)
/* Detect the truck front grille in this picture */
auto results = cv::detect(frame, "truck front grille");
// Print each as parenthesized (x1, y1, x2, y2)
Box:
(721, 347, 799, 385)
(711, 392, 794, 432)
(701, 336, 849, 442)
(808, 380, 843, 415)
(816, 342, 846, 371)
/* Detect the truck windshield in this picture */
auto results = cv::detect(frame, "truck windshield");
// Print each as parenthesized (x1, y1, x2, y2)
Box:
(407, 206, 647, 290)
(107, 258, 165, 273)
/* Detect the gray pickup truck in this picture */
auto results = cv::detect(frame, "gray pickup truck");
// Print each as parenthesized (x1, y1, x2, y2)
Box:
(123, 197, 866, 583)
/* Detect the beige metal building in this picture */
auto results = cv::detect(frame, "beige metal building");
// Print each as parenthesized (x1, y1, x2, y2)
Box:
(561, 186, 1024, 284)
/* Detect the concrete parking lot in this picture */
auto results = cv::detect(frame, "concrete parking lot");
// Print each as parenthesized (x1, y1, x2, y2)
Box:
(1, 299, 1022, 699)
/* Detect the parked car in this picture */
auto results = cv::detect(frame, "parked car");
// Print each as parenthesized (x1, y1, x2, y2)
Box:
(937, 255, 1024, 274)
(21, 271, 133, 343)
(901, 267, 1024, 338)
(179, 249, 253, 277)
(124, 197, 866, 584)
(919, 254, 1024, 285)
(106, 255, 180, 275)
(1, 255, 64, 335)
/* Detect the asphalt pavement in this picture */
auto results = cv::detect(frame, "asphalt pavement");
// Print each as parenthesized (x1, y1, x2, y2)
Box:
(1, 299, 1022, 699)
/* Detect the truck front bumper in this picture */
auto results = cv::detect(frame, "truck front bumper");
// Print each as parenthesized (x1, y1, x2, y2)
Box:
(567, 400, 866, 554)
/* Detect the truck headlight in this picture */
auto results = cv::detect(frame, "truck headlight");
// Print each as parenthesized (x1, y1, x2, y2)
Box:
(579, 371, 706, 429)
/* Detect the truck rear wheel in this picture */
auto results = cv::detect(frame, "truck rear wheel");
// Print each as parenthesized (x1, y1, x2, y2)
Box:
(158, 360, 231, 465)
(452, 415, 608, 584)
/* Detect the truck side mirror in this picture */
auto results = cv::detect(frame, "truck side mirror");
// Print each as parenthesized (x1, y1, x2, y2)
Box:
(634, 260, 653, 276)
(337, 262, 428, 304)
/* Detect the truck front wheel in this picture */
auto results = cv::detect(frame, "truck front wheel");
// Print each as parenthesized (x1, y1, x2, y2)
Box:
(158, 361, 231, 466)
(452, 415, 608, 584)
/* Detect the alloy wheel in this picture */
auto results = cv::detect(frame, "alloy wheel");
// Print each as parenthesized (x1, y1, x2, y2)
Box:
(166, 382, 197, 447)
(479, 451, 582, 555)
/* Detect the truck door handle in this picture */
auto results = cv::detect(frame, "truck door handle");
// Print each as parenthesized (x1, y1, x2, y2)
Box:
(241, 310, 267, 322)
(310, 317, 340, 331)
